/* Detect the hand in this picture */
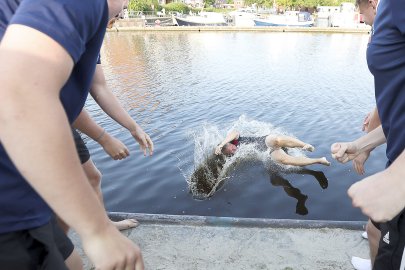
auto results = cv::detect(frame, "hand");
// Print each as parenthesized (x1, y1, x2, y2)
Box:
(352, 150, 371, 175)
(348, 168, 405, 222)
(130, 125, 153, 156)
(331, 142, 359, 163)
(98, 133, 130, 160)
(362, 112, 372, 132)
(215, 145, 223, 155)
(82, 225, 144, 270)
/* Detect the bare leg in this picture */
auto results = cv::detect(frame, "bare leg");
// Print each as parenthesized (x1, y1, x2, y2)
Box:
(57, 159, 139, 232)
(82, 159, 139, 230)
(266, 135, 315, 152)
(366, 220, 380, 266)
(65, 248, 83, 270)
(271, 148, 330, 166)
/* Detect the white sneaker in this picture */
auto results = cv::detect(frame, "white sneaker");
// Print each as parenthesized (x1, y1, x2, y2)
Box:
(351, 256, 371, 270)
(362, 231, 368, 239)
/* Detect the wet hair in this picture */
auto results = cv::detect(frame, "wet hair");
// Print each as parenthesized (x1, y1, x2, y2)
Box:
(220, 143, 229, 154)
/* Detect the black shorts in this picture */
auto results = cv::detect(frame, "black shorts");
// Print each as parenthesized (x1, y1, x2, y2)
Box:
(374, 210, 405, 270)
(72, 128, 90, 164)
(370, 218, 381, 230)
(0, 217, 74, 269)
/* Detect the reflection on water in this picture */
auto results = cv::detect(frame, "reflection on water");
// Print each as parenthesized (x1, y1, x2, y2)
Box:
(269, 169, 329, 216)
(85, 31, 386, 221)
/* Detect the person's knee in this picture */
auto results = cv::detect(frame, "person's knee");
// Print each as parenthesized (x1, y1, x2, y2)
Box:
(87, 168, 102, 188)
(266, 135, 281, 148)
(271, 151, 288, 164)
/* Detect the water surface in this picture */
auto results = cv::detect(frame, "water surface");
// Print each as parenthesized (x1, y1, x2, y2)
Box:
(84, 31, 384, 221)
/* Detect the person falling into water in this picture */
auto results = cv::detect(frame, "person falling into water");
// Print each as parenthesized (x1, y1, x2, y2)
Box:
(215, 130, 330, 166)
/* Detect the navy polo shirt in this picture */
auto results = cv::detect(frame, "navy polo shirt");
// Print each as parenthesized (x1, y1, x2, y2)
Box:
(0, 0, 108, 233)
(367, 0, 405, 165)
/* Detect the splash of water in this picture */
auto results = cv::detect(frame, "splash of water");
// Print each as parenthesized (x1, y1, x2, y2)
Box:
(185, 115, 307, 199)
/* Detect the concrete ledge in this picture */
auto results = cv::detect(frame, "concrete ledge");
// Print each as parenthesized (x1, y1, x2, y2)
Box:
(107, 26, 371, 34)
(109, 212, 366, 230)
(70, 213, 369, 270)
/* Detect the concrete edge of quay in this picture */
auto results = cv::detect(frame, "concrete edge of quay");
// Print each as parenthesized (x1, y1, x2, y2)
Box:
(109, 212, 367, 230)
(107, 26, 371, 34)
(70, 213, 369, 269)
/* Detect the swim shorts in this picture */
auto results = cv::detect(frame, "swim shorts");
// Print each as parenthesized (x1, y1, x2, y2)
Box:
(72, 128, 90, 164)
(0, 217, 74, 269)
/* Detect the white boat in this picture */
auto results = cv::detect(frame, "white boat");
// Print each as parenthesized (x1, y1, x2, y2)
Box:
(174, 12, 227, 26)
(229, 8, 258, 27)
(254, 11, 314, 27)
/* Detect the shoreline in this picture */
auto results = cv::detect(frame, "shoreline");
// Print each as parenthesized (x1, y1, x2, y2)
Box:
(107, 26, 371, 34)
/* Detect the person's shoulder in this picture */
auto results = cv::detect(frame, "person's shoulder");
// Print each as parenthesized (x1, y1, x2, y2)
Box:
(11, 0, 108, 62)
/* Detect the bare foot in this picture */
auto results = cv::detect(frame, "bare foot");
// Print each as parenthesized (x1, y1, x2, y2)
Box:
(302, 144, 315, 152)
(112, 219, 139, 231)
(319, 157, 331, 166)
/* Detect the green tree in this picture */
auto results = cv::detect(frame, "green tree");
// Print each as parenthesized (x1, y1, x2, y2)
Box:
(164, 2, 190, 13)
(205, 0, 216, 7)
(128, 0, 160, 12)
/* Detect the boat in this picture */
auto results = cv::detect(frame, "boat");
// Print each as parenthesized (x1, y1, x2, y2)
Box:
(174, 12, 227, 26)
(229, 8, 258, 27)
(254, 11, 314, 27)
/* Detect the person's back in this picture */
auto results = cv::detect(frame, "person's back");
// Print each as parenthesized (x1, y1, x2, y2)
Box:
(0, 0, 107, 236)
(0, 0, 144, 269)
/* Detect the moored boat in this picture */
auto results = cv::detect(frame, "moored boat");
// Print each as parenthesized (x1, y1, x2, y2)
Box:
(254, 11, 314, 27)
(174, 12, 227, 26)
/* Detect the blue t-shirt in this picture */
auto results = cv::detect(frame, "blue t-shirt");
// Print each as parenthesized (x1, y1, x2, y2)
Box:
(367, 0, 405, 165)
(0, 0, 108, 233)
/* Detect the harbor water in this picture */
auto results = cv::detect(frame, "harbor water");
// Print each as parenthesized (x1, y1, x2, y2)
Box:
(84, 31, 385, 221)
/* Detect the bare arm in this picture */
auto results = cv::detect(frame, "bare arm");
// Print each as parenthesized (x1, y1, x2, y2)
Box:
(331, 125, 386, 163)
(0, 25, 142, 269)
(90, 64, 153, 156)
(366, 107, 381, 132)
(214, 130, 240, 155)
(348, 148, 405, 222)
(73, 110, 129, 160)
(354, 107, 382, 174)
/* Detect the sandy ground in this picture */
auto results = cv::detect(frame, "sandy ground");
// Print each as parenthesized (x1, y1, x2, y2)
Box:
(69, 213, 369, 270)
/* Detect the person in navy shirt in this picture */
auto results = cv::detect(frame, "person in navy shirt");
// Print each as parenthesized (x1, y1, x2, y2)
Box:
(0, 0, 144, 269)
(331, 0, 405, 268)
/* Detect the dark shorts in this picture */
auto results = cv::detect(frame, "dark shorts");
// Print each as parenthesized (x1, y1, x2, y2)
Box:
(72, 128, 90, 164)
(371, 219, 381, 230)
(374, 210, 405, 270)
(0, 217, 74, 269)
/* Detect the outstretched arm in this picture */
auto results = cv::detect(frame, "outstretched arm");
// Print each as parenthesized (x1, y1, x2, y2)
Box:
(90, 64, 153, 156)
(331, 125, 386, 163)
(73, 109, 129, 160)
(214, 130, 240, 155)
(354, 107, 382, 174)
(0, 25, 142, 269)
(348, 148, 405, 222)
(362, 107, 381, 133)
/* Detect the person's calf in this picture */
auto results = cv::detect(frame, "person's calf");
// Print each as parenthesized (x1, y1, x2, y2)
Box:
(366, 220, 380, 266)
(65, 248, 83, 270)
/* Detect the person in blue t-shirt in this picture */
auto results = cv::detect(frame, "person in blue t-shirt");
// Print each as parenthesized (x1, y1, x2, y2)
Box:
(0, 1, 144, 269)
(331, 0, 405, 269)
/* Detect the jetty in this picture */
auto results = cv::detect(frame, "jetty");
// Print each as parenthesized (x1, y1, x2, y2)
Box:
(69, 212, 369, 270)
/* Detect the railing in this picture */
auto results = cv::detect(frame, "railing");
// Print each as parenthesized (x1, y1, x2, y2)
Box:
(127, 10, 176, 18)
